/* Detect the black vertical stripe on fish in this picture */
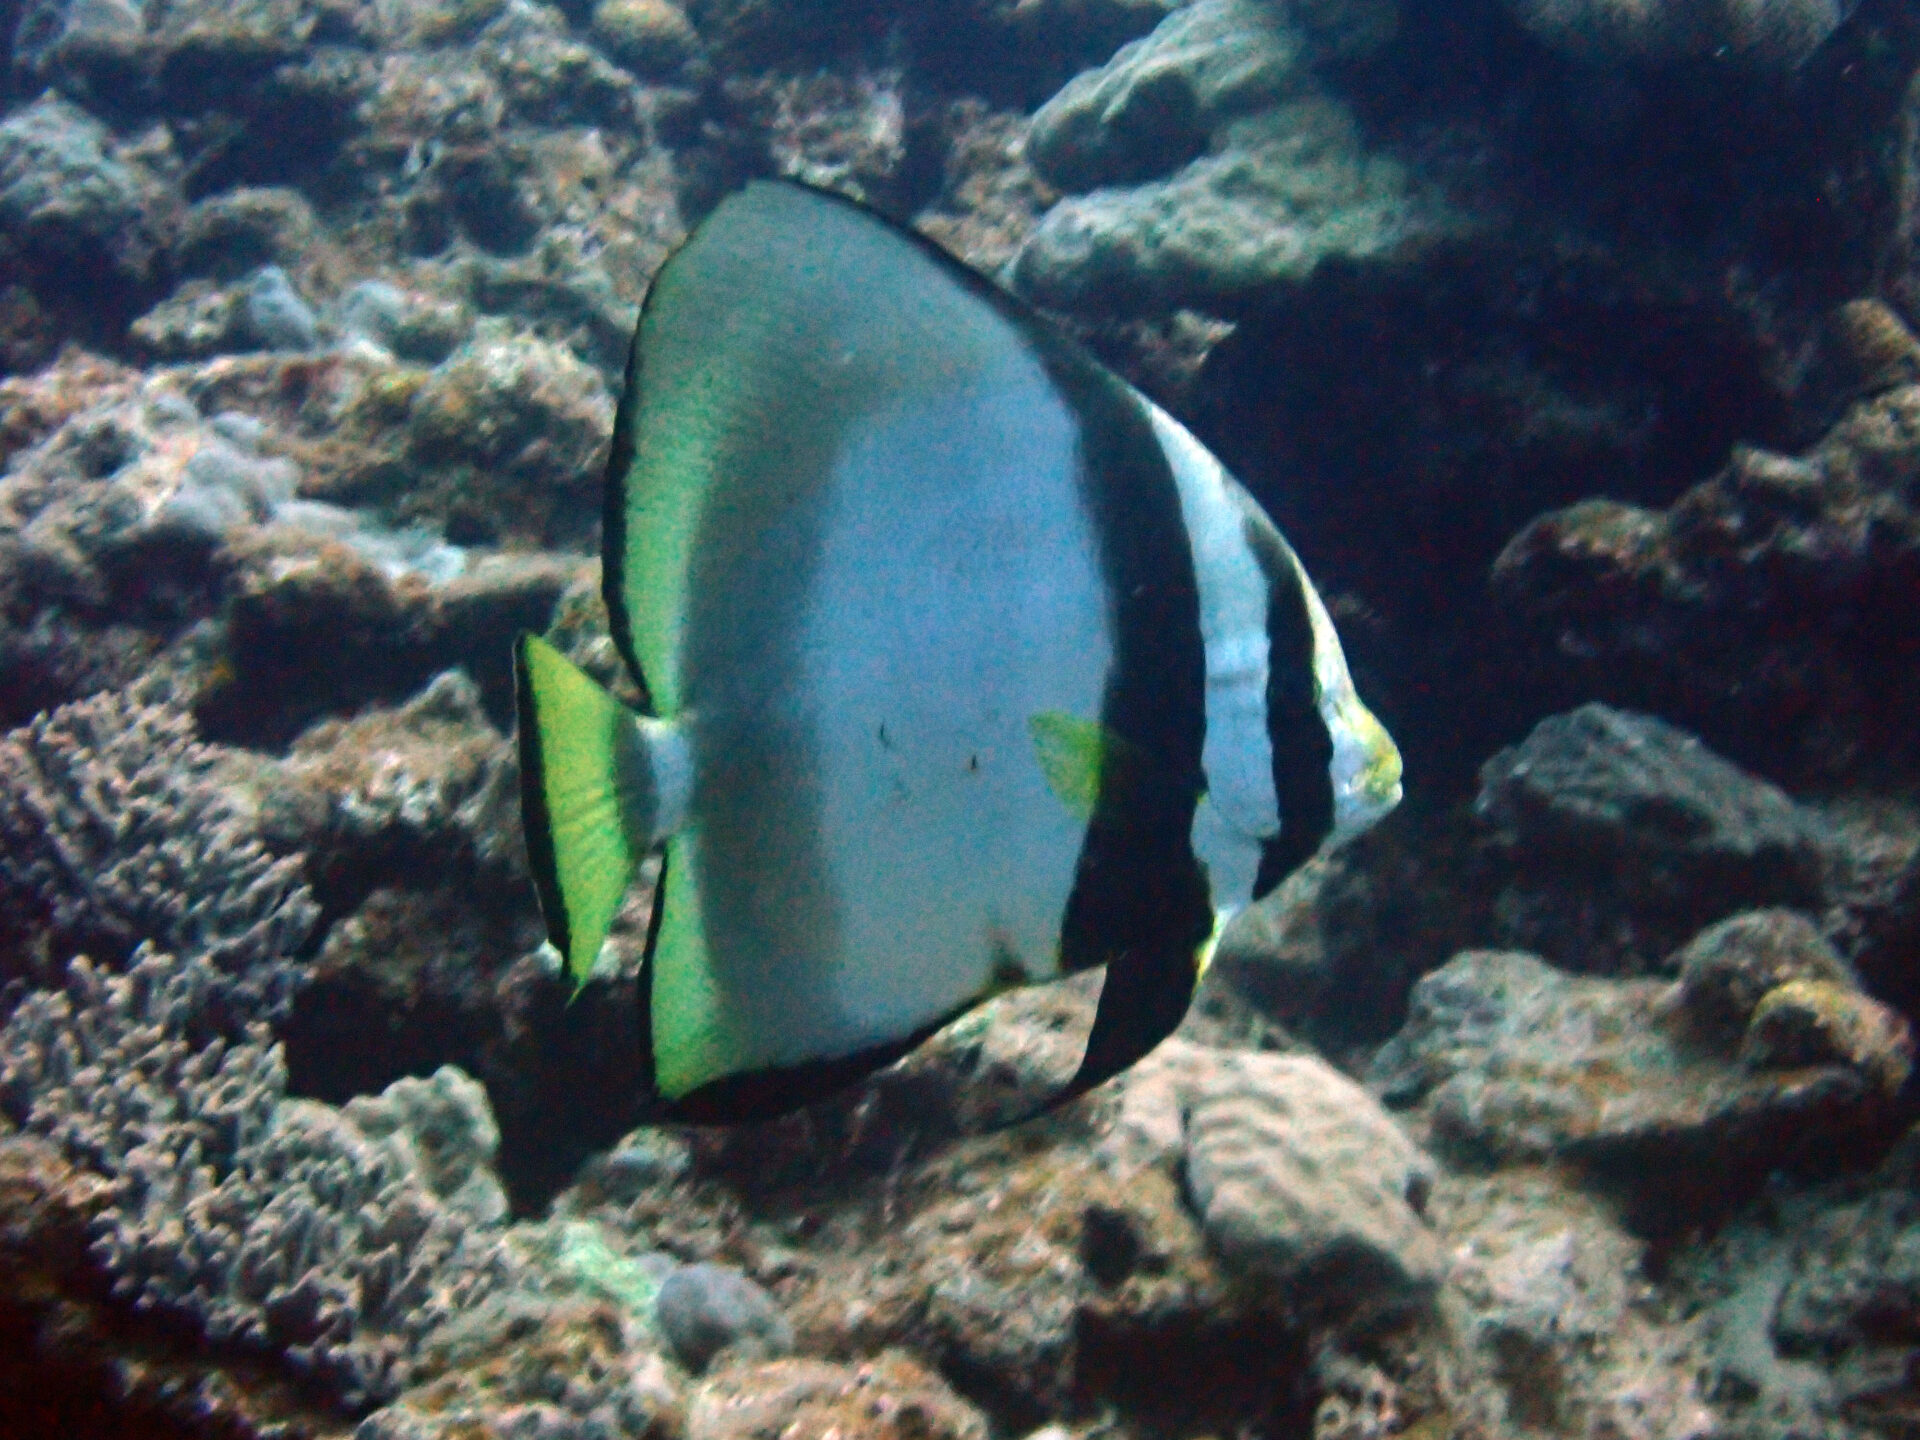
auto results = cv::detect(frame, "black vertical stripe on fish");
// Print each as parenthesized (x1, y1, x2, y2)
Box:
(1027, 334, 1214, 1080)
(1246, 519, 1335, 899)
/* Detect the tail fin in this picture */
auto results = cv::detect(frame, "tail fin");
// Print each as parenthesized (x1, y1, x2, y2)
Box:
(514, 633, 691, 989)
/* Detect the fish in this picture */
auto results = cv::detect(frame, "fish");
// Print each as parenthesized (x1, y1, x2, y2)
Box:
(514, 178, 1402, 1125)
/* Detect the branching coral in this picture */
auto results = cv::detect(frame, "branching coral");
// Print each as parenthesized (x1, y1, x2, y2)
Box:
(0, 688, 318, 1032)
(0, 945, 519, 1409)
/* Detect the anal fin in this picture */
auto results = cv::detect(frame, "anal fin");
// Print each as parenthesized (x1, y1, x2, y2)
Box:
(515, 633, 691, 989)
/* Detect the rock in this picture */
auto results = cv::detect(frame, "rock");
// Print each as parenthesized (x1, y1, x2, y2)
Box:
(1821, 298, 1920, 402)
(454, 234, 641, 374)
(0, 370, 296, 610)
(685, 1354, 988, 1440)
(1741, 980, 1913, 1096)
(474, 2, 642, 129)
(1823, 798, 1920, 1014)
(201, 527, 581, 743)
(1772, 1180, 1920, 1359)
(243, 264, 322, 351)
(1492, 384, 1920, 785)
(1026, 0, 1305, 194)
(366, 1292, 682, 1440)
(591, 0, 701, 75)
(10, 0, 147, 96)
(257, 667, 518, 900)
(345, 1065, 510, 1225)
(335, 282, 473, 364)
(1675, 1138, 1920, 1436)
(1113, 1041, 1441, 1313)
(1675, 909, 1857, 1044)
(655, 1262, 794, 1373)
(1208, 807, 1487, 1047)
(1011, 0, 1458, 316)
(0, 95, 173, 288)
(515, 1217, 677, 1322)
(1475, 704, 1832, 974)
(377, 0, 511, 47)
(130, 280, 252, 358)
(405, 322, 615, 548)
(1500, 0, 1854, 70)
(762, 69, 910, 206)
(147, 0, 325, 78)
(574, 1130, 695, 1206)
(173, 186, 318, 281)
(1370, 949, 1905, 1227)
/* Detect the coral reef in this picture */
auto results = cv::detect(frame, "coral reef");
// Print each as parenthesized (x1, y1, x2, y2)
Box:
(1010, 0, 1460, 315)
(0, 946, 517, 1408)
(0, 688, 317, 1019)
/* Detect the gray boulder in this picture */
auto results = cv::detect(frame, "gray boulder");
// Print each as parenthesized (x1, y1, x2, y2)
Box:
(1476, 704, 1833, 974)
(0, 94, 173, 282)
(1107, 1039, 1440, 1317)
(655, 1262, 794, 1374)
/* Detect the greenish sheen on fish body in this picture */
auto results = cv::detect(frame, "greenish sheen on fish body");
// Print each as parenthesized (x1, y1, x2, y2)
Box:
(515, 179, 1402, 1125)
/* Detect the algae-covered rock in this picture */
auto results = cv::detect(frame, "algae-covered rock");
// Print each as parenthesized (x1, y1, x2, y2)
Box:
(346, 1064, 511, 1225)
(1371, 948, 1905, 1227)
(1675, 908, 1857, 1043)
(405, 322, 615, 547)
(1741, 979, 1913, 1096)
(591, 0, 702, 75)
(686, 1354, 989, 1440)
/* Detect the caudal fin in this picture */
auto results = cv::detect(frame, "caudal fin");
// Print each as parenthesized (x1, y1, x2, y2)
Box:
(514, 633, 691, 988)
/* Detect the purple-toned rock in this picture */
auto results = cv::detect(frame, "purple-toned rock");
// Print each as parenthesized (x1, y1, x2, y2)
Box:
(1494, 383, 1920, 784)
(1371, 947, 1909, 1228)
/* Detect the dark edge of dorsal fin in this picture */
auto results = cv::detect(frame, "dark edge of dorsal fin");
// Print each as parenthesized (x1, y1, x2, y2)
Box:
(600, 315, 653, 715)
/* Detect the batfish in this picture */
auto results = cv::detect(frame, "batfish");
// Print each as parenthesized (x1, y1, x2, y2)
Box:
(515, 179, 1402, 1124)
